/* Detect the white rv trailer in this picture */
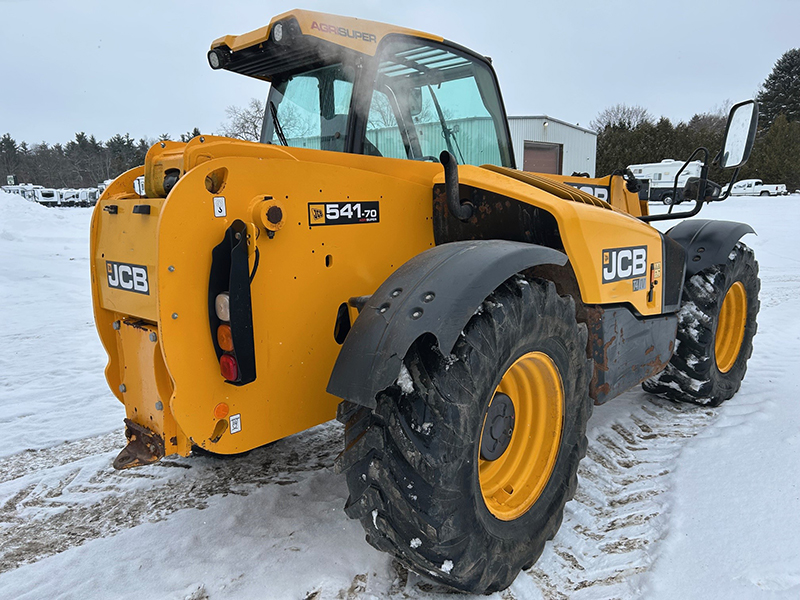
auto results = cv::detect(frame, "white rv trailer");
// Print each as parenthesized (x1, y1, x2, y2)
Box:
(1, 184, 43, 201)
(628, 159, 703, 204)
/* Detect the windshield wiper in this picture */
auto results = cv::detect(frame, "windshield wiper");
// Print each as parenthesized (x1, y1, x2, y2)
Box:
(270, 101, 288, 146)
(426, 84, 464, 164)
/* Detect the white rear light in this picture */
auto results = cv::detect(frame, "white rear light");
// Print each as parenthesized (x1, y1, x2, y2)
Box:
(215, 292, 230, 321)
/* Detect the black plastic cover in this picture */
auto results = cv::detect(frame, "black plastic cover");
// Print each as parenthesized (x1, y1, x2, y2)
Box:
(666, 219, 755, 278)
(326, 240, 567, 408)
(208, 220, 257, 385)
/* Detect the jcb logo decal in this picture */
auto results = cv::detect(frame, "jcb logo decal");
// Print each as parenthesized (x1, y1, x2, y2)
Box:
(566, 183, 610, 202)
(308, 201, 379, 226)
(106, 261, 149, 295)
(602, 246, 647, 283)
(309, 204, 326, 225)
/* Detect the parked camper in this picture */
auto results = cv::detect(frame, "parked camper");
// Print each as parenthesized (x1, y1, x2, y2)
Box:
(722, 179, 788, 196)
(628, 159, 703, 205)
(1, 184, 43, 200)
(34, 188, 62, 207)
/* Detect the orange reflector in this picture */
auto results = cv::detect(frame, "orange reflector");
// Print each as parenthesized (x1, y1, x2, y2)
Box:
(217, 324, 234, 351)
(214, 402, 229, 419)
(220, 354, 238, 381)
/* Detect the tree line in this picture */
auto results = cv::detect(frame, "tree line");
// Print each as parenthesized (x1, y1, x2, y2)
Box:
(593, 48, 800, 192)
(3, 49, 797, 191)
(0, 128, 202, 189)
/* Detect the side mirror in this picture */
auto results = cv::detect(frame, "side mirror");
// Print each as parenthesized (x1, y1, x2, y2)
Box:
(719, 100, 758, 169)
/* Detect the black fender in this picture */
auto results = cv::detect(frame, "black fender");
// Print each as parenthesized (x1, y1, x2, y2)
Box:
(326, 240, 567, 408)
(666, 219, 755, 278)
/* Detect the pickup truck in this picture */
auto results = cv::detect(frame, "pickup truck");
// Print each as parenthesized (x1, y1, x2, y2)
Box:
(723, 178, 788, 196)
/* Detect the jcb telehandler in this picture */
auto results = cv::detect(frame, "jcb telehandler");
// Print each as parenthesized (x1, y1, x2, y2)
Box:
(90, 9, 761, 593)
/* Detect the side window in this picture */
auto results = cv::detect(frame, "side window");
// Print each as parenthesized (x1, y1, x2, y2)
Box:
(264, 64, 354, 151)
(269, 75, 320, 148)
(366, 89, 406, 159)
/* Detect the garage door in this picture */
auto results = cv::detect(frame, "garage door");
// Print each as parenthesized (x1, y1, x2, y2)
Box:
(523, 141, 563, 174)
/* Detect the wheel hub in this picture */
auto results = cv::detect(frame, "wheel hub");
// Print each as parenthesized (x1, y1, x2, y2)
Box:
(480, 393, 515, 461)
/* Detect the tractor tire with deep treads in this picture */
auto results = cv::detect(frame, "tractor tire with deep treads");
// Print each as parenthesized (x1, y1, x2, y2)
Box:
(643, 242, 760, 406)
(336, 277, 592, 593)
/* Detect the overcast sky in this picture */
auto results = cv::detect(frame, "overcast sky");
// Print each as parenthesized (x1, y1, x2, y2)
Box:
(2, 0, 797, 145)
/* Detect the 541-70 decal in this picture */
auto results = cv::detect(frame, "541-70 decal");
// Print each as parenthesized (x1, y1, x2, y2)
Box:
(308, 202, 379, 226)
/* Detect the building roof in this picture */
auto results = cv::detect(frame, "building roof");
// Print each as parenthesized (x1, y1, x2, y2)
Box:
(508, 115, 596, 136)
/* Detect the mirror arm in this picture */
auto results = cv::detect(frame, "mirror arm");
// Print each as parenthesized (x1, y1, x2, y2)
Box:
(640, 197, 707, 222)
(717, 166, 741, 202)
(664, 147, 708, 216)
(641, 147, 710, 223)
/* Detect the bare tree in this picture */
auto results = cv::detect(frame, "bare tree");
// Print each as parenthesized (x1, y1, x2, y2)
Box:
(590, 104, 654, 132)
(219, 98, 265, 141)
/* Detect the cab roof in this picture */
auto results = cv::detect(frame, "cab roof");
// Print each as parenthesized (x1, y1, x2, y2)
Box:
(211, 9, 442, 58)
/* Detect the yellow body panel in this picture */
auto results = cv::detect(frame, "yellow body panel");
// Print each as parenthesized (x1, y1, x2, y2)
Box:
(91, 138, 666, 456)
(211, 9, 442, 59)
(453, 166, 664, 314)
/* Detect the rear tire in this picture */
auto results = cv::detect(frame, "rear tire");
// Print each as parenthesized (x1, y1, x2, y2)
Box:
(643, 242, 760, 406)
(336, 277, 592, 593)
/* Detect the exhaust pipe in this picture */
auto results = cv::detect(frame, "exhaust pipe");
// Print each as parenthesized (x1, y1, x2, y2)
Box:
(440, 151, 473, 221)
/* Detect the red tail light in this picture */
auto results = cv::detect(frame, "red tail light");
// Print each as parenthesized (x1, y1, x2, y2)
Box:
(220, 354, 239, 381)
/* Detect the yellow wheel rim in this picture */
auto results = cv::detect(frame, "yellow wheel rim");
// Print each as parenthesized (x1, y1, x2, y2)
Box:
(715, 281, 747, 373)
(479, 351, 564, 521)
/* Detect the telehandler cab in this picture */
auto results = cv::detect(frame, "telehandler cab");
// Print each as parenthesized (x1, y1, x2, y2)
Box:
(90, 9, 760, 593)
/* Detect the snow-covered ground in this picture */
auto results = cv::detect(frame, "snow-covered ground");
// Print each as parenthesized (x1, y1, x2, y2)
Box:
(0, 191, 798, 599)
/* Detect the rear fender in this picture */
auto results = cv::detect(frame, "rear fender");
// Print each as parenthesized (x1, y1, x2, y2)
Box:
(326, 240, 567, 408)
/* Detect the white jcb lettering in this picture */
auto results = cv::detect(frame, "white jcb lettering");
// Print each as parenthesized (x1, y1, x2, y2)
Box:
(632, 248, 647, 276)
(602, 246, 647, 283)
(132, 267, 148, 293)
(107, 264, 119, 287)
(118, 265, 134, 289)
(603, 254, 616, 281)
(617, 249, 633, 278)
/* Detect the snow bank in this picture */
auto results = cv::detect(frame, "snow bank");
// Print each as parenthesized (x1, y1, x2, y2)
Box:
(0, 191, 120, 457)
(0, 192, 798, 599)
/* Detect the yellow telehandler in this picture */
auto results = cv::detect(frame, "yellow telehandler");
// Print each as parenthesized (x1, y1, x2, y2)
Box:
(90, 9, 760, 593)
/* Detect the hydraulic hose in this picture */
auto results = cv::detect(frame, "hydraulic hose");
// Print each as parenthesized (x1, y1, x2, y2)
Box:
(440, 151, 473, 221)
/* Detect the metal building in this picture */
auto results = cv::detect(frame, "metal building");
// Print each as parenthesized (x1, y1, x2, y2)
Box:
(508, 116, 597, 177)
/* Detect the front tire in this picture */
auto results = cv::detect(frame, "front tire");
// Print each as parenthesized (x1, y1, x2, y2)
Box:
(336, 277, 592, 593)
(643, 242, 760, 405)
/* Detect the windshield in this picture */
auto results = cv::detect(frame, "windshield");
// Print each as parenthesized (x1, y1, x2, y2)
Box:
(365, 39, 513, 166)
(260, 37, 513, 167)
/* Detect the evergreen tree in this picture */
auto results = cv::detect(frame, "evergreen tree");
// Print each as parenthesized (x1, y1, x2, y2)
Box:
(757, 48, 800, 129)
(180, 127, 202, 142)
(1, 133, 20, 181)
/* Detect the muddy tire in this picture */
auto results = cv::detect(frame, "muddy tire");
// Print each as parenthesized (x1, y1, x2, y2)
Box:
(643, 242, 760, 406)
(336, 277, 592, 594)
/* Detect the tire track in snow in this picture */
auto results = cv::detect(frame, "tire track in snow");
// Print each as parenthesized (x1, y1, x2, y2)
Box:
(306, 394, 721, 599)
(515, 394, 717, 600)
(0, 394, 718, 597)
(0, 421, 342, 574)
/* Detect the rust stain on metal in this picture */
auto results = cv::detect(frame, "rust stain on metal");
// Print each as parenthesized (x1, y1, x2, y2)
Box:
(113, 418, 165, 470)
